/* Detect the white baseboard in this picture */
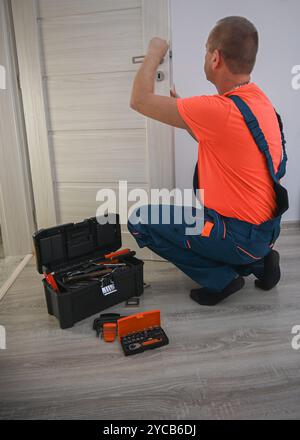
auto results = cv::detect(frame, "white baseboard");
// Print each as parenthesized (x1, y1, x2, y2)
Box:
(281, 220, 300, 230)
(0, 254, 32, 303)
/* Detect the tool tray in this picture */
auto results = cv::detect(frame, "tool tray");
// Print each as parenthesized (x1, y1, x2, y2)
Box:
(33, 214, 144, 329)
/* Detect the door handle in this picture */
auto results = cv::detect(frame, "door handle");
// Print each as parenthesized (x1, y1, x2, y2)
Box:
(132, 55, 145, 64)
(132, 55, 165, 65)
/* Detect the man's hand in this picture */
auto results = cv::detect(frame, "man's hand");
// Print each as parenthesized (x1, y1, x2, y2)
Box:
(147, 37, 169, 63)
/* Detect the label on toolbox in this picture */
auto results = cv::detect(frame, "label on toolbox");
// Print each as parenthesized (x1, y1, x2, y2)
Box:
(101, 281, 117, 296)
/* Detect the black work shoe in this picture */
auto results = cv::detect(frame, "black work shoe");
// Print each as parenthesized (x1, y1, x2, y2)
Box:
(190, 276, 245, 306)
(255, 250, 281, 291)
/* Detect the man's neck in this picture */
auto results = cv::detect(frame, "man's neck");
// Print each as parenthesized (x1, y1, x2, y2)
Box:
(215, 75, 251, 95)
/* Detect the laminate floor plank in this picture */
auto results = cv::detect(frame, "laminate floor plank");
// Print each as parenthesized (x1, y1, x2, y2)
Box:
(0, 229, 299, 420)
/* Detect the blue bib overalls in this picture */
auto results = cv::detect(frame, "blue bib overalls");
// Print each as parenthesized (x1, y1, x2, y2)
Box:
(128, 96, 288, 292)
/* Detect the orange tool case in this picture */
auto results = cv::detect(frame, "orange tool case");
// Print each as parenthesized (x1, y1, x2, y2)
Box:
(118, 310, 169, 356)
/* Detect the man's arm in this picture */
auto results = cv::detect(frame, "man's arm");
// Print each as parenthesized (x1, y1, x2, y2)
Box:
(170, 86, 198, 142)
(130, 38, 199, 142)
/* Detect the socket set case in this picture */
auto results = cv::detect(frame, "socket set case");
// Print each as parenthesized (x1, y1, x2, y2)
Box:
(33, 214, 144, 329)
(118, 310, 169, 356)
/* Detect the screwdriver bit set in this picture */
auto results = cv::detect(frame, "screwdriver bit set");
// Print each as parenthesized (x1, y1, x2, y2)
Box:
(118, 310, 169, 356)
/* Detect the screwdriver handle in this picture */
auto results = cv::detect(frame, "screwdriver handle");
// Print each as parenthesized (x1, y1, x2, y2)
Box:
(104, 248, 131, 259)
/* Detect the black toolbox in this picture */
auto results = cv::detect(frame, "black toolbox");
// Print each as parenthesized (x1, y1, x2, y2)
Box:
(33, 214, 144, 329)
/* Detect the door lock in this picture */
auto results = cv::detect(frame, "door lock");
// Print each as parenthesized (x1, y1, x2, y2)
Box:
(156, 71, 165, 82)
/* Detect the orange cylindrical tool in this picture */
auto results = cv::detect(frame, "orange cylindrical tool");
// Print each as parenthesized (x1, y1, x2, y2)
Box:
(102, 322, 117, 342)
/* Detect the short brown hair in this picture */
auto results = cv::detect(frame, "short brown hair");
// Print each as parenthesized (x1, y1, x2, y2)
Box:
(208, 16, 258, 74)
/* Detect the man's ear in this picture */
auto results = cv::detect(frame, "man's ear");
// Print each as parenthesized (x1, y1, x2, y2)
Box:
(211, 49, 221, 70)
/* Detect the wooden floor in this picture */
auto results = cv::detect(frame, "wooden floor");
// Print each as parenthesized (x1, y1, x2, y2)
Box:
(0, 256, 24, 288)
(0, 228, 300, 420)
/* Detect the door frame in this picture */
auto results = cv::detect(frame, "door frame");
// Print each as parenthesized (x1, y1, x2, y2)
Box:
(142, 0, 175, 191)
(11, 0, 175, 230)
(0, 0, 35, 256)
(11, 0, 57, 229)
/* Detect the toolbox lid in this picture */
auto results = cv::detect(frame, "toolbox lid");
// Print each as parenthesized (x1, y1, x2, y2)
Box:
(33, 214, 122, 274)
(118, 310, 161, 341)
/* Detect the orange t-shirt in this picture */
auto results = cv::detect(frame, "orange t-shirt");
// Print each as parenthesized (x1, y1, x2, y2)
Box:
(176, 83, 282, 224)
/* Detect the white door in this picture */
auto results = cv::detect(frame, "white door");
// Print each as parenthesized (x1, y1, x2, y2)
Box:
(0, 0, 34, 257)
(11, 0, 174, 255)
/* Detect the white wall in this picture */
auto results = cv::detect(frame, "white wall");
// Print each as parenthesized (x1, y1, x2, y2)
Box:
(171, 0, 300, 222)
